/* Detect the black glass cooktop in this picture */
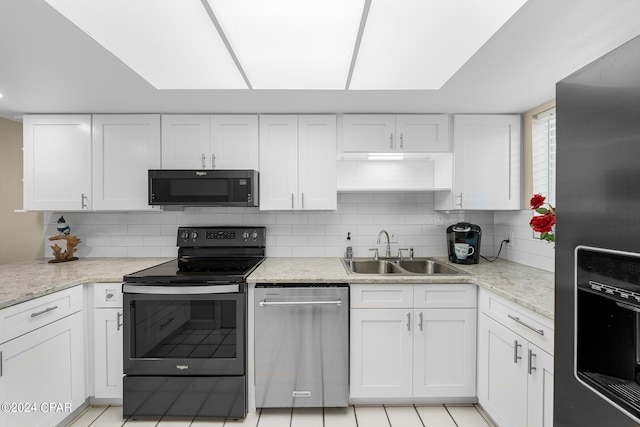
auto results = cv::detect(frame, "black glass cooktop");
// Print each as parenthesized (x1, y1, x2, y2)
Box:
(123, 257, 264, 284)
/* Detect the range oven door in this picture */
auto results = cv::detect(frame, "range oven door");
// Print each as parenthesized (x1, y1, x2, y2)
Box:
(123, 284, 245, 376)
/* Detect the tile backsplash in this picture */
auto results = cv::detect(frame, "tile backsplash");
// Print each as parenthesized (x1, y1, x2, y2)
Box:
(43, 193, 554, 272)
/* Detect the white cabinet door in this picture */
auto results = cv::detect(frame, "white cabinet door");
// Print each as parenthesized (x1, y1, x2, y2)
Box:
(161, 114, 210, 169)
(413, 308, 476, 398)
(450, 115, 521, 210)
(93, 309, 123, 399)
(527, 343, 554, 427)
(395, 115, 449, 152)
(92, 114, 161, 211)
(259, 115, 298, 210)
(23, 114, 92, 211)
(0, 311, 85, 427)
(342, 114, 396, 152)
(298, 115, 337, 210)
(211, 115, 259, 170)
(350, 309, 413, 398)
(259, 115, 337, 211)
(478, 314, 528, 427)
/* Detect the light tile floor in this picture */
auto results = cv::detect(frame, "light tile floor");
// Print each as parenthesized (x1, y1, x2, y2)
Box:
(66, 405, 496, 427)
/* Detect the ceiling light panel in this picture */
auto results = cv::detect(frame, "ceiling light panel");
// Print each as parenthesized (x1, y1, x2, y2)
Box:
(350, 0, 527, 90)
(43, 0, 247, 89)
(208, 0, 365, 90)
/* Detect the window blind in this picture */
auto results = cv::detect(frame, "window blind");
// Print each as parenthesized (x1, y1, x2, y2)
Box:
(532, 107, 556, 206)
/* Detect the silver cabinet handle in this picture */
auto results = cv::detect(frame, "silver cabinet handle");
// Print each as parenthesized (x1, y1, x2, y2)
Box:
(456, 193, 463, 208)
(202, 153, 206, 169)
(259, 300, 342, 307)
(31, 305, 58, 318)
(212, 153, 216, 169)
(508, 314, 545, 336)
(81, 193, 88, 209)
(117, 311, 123, 331)
(418, 312, 423, 331)
(400, 133, 404, 149)
(513, 340, 522, 363)
(407, 312, 411, 331)
(291, 193, 294, 209)
(389, 133, 393, 149)
(528, 349, 537, 375)
(301, 193, 305, 209)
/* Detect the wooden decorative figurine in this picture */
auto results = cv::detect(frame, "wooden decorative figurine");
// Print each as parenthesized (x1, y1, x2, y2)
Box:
(48, 216, 81, 263)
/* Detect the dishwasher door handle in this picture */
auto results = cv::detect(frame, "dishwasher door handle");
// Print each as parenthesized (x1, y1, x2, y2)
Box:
(259, 300, 342, 307)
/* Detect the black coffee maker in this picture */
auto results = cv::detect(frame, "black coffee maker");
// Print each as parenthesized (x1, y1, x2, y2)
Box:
(446, 222, 481, 264)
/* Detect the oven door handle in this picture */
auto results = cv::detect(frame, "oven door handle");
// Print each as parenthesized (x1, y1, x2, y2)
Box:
(123, 284, 239, 294)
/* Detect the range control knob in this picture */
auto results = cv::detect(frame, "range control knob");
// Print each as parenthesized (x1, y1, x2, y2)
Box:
(242, 230, 250, 240)
(251, 231, 259, 240)
(191, 231, 198, 240)
(181, 231, 190, 241)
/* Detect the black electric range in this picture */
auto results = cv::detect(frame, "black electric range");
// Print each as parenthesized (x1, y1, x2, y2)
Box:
(121, 226, 265, 420)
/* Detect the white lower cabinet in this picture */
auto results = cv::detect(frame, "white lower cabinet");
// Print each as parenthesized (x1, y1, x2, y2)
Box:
(350, 284, 476, 401)
(477, 289, 554, 427)
(91, 283, 123, 400)
(0, 287, 85, 427)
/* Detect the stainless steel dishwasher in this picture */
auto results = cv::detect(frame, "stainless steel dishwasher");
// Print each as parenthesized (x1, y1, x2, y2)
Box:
(254, 284, 349, 408)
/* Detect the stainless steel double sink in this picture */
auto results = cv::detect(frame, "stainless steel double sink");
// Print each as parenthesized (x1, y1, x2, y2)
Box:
(341, 257, 468, 276)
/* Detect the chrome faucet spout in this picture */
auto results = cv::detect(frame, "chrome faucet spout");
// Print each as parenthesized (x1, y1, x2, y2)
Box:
(377, 230, 391, 258)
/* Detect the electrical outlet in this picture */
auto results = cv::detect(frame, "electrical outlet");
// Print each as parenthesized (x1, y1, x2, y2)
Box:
(389, 230, 398, 243)
(506, 232, 513, 247)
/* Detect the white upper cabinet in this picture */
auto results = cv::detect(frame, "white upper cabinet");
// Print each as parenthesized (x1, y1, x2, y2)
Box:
(161, 114, 258, 170)
(210, 115, 259, 170)
(342, 114, 449, 153)
(161, 115, 210, 169)
(92, 114, 161, 211)
(23, 114, 93, 211)
(259, 115, 337, 211)
(435, 115, 521, 210)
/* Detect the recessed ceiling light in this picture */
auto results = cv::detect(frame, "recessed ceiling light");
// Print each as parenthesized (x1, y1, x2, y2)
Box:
(43, 0, 247, 89)
(0, 93, 3, 98)
(208, 0, 365, 89)
(350, 0, 527, 90)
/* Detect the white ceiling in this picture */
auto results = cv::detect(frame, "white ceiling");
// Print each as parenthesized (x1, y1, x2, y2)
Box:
(1, 0, 640, 121)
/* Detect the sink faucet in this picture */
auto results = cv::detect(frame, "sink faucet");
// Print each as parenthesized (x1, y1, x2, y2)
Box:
(377, 230, 392, 258)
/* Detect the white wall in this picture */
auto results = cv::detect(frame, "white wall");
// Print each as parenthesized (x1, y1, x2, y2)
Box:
(0, 117, 44, 264)
(494, 210, 555, 271)
(43, 193, 555, 272)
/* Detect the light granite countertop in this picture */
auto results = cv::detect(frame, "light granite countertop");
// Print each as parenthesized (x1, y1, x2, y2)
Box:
(248, 257, 555, 319)
(0, 257, 172, 310)
(0, 256, 554, 320)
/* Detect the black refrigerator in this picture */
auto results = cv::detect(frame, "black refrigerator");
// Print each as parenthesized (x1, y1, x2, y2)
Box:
(555, 35, 640, 426)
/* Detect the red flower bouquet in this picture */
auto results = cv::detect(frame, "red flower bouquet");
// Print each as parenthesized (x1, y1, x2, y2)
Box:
(529, 193, 556, 242)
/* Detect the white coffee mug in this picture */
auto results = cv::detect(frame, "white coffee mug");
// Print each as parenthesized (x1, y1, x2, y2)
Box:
(454, 243, 475, 259)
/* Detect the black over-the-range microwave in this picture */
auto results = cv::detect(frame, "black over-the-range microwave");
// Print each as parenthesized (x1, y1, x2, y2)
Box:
(148, 169, 259, 207)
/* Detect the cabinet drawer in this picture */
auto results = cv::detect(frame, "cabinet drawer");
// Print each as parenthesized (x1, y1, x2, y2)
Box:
(413, 284, 476, 308)
(0, 285, 83, 344)
(479, 289, 554, 354)
(93, 282, 123, 308)
(350, 284, 413, 308)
